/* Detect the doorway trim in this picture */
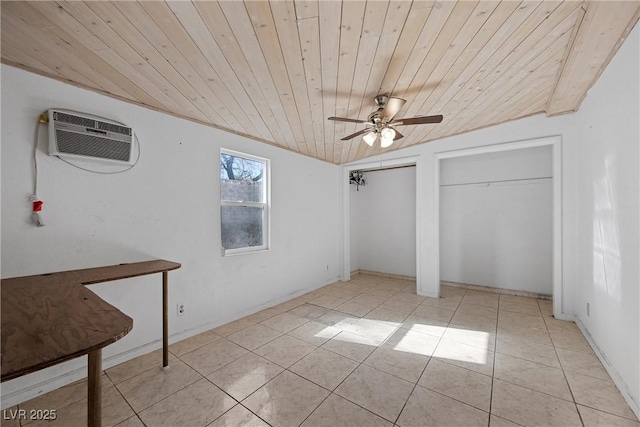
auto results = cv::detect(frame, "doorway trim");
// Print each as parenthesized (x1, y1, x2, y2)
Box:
(434, 135, 564, 318)
(342, 155, 420, 289)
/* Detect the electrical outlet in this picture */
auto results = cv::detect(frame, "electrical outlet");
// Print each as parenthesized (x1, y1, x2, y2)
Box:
(177, 304, 185, 317)
(586, 302, 590, 317)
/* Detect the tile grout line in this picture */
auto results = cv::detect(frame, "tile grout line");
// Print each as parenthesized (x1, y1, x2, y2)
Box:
(201, 403, 241, 427)
(332, 321, 406, 425)
(493, 305, 588, 405)
(286, 294, 422, 424)
(223, 289, 405, 426)
(237, 402, 274, 427)
(291, 376, 333, 426)
(335, 285, 499, 422)
(487, 297, 500, 427)
(392, 288, 469, 425)
(545, 315, 586, 427)
(290, 325, 396, 425)
(129, 368, 204, 416)
(111, 379, 140, 425)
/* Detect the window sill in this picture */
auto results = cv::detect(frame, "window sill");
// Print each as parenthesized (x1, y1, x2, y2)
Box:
(222, 247, 270, 257)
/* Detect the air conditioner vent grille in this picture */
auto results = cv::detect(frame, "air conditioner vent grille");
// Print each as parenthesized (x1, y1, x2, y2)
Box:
(56, 130, 131, 162)
(48, 109, 134, 164)
(97, 121, 132, 136)
(54, 111, 96, 128)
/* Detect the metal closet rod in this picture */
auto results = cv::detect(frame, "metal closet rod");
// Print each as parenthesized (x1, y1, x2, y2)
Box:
(440, 176, 552, 188)
(358, 164, 416, 173)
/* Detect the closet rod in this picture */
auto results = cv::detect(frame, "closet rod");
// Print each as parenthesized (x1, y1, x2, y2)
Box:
(359, 164, 416, 173)
(440, 176, 552, 188)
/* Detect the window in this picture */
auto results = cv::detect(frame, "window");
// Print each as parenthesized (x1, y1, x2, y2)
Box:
(220, 149, 270, 255)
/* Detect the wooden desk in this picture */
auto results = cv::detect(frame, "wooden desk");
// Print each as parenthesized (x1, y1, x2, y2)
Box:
(1, 260, 181, 427)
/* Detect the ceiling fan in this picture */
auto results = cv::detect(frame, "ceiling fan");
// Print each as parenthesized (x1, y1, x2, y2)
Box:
(328, 94, 443, 148)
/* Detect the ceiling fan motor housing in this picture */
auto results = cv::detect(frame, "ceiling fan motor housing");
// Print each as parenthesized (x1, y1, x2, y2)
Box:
(367, 111, 383, 126)
(374, 94, 389, 108)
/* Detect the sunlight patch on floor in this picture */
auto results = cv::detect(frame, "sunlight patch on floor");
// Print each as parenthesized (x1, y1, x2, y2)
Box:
(313, 320, 490, 365)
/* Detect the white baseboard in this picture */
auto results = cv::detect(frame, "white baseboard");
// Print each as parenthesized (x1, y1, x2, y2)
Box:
(575, 318, 640, 420)
(441, 281, 552, 300)
(0, 340, 165, 409)
(417, 289, 439, 298)
(0, 275, 341, 409)
(352, 269, 416, 282)
(553, 312, 575, 322)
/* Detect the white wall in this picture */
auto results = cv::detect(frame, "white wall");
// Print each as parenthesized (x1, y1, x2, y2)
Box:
(440, 147, 553, 294)
(440, 145, 552, 185)
(345, 23, 639, 417)
(0, 64, 341, 405)
(350, 167, 416, 277)
(569, 24, 639, 415)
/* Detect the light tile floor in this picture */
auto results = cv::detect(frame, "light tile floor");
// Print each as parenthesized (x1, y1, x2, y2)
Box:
(10, 274, 639, 427)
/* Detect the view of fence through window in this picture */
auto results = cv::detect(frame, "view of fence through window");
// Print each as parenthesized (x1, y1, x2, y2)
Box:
(220, 151, 268, 252)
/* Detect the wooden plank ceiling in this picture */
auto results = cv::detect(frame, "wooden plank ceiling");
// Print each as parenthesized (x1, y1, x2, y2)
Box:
(2, 1, 638, 164)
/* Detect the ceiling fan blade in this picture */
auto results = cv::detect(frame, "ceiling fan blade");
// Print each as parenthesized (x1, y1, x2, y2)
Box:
(328, 116, 366, 124)
(381, 97, 406, 121)
(393, 129, 404, 141)
(340, 128, 367, 141)
(392, 114, 443, 125)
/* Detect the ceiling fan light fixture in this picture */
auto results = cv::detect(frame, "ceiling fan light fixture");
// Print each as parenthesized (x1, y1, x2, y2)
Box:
(363, 130, 377, 146)
(380, 127, 396, 148)
(330, 94, 443, 146)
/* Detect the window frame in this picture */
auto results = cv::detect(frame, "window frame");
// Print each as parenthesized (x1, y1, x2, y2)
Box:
(220, 148, 270, 256)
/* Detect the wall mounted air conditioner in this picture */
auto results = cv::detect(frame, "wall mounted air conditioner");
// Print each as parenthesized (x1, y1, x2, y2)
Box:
(48, 109, 134, 164)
